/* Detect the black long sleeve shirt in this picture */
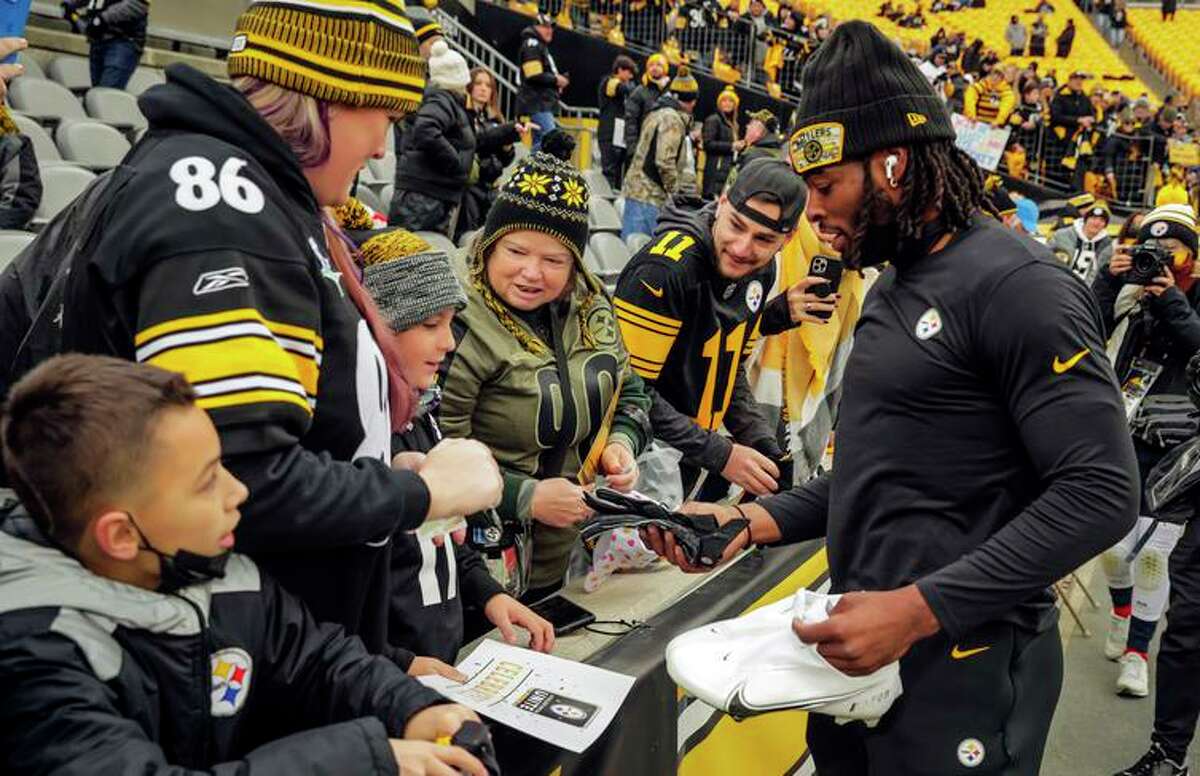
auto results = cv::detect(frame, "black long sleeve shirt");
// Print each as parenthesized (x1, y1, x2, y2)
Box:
(758, 217, 1138, 638)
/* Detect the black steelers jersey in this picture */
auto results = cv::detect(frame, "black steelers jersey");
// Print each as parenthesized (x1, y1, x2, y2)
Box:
(614, 216, 774, 433)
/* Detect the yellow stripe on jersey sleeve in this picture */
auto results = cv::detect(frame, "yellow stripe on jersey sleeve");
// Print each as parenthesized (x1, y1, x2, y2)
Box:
(742, 317, 763, 357)
(135, 308, 323, 352)
(198, 389, 312, 415)
(145, 336, 319, 400)
(613, 297, 682, 330)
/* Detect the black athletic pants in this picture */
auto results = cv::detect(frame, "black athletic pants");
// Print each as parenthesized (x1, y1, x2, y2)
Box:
(808, 621, 1063, 775)
(599, 142, 624, 191)
(1153, 516, 1200, 762)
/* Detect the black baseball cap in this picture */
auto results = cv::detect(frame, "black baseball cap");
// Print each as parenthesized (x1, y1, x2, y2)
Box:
(727, 157, 808, 234)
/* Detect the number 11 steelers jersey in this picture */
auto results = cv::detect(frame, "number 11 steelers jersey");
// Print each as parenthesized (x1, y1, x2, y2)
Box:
(613, 215, 776, 433)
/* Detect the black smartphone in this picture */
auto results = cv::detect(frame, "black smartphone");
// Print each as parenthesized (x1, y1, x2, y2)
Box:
(808, 254, 844, 320)
(529, 595, 596, 637)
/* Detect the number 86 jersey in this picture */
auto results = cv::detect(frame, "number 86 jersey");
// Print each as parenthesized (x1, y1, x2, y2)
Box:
(613, 212, 776, 434)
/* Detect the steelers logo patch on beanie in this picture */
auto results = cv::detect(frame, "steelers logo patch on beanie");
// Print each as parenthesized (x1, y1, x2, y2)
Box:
(788, 20, 953, 175)
(228, 0, 426, 116)
(478, 152, 591, 264)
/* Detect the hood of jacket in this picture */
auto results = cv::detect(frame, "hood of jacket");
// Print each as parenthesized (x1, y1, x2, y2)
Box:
(139, 64, 319, 215)
(1073, 218, 1110, 246)
(0, 499, 257, 637)
(656, 196, 719, 268)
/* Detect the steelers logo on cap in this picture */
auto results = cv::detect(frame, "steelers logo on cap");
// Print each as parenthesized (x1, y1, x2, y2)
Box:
(803, 140, 824, 164)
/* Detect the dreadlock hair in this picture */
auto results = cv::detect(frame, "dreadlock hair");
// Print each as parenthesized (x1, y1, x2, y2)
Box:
(845, 140, 998, 268)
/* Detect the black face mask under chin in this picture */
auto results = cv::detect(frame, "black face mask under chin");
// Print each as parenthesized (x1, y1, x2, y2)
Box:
(128, 513, 231, 594)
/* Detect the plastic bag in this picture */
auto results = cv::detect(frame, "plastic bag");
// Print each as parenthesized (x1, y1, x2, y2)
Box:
(566, 443, 683, 591)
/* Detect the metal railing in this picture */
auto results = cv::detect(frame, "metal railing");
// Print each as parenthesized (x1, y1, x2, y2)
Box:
(470, 0, 776, 98)
(434, 7, 601, 166)
(1001, 121, 1164, 210)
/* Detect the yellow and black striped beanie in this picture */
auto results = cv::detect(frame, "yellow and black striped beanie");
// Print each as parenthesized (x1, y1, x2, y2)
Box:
(406, 4, 443, 46)
(228, 0, 426, 116)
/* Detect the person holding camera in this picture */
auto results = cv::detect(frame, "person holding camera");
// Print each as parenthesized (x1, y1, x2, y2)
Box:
(1091, 204, 1200, 708)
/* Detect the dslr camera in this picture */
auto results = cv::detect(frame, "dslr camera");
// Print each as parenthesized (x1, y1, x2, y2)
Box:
(1127, 240, 1174, 285)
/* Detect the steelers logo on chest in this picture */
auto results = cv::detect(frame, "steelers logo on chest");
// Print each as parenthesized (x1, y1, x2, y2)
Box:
(586, 305, 619, 347)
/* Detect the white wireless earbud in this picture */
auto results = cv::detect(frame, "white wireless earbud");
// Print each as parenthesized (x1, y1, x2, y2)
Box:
(885, 154, 900, 188)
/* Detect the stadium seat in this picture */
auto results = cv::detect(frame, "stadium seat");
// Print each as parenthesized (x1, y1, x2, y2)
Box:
(513, 142, 531, 162)
(8, 78, 88, 125)
(16, 51, 45, 80)
(56, 121, 131, 171)
(612, 196, 625, 218)
(380, 184, 395, 213)
(589, 232, 631, 282)
(584, 168, 614, 199)
(0, 230, 35, 273)
(588, 197, 622, 233)
(416, 230, 457, 254)
(47, 56, 92, 94)
(85, 87, 147, 131)
(357, 164, 384, 187)
(355, 185, 384, 214)
(368, 153, 396, 183)
(124, 67, 166, 96)
(626, 232, 651, 253)
(12, 113, 63, 165)
(34, 165, 96, 225)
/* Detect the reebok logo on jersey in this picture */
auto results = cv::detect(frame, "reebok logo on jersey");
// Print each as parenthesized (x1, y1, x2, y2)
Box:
(1052, 348, 1090, 374)
(640, 280, 665, 298)
(193, 267, 250, 296)
(950, 644, 991, 660)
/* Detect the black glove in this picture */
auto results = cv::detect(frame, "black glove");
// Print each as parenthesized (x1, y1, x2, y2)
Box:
(581, 487, 749, 568)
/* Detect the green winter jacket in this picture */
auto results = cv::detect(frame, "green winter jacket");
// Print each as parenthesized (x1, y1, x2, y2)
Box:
(441, 251, 653, 590)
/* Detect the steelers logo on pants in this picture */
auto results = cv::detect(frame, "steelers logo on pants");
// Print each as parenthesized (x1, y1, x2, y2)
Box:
(957, 738, 986, 768)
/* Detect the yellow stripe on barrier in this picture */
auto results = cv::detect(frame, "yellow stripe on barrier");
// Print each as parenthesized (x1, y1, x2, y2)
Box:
(677, 546, 829, 776)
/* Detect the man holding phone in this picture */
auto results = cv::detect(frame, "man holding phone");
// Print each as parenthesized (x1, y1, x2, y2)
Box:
(613, 157, 835, 500)
(648, 21, 1137, 774)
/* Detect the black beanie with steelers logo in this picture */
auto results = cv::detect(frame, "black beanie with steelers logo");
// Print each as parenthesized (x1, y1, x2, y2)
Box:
(788, 20, 955, 175)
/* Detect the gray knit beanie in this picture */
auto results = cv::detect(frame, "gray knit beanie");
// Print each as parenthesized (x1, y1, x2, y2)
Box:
(359, 228, 467, 331)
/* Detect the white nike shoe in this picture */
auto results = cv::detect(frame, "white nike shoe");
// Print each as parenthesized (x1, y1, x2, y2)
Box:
(666, 590, 903, 725)
(1116, 652, 1150, 698)
(1105, 614, 1132, 661)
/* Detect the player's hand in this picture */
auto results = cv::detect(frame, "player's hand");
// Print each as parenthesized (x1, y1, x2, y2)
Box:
(531, 477, 593, 527)
(408, 656, 467, 683)
(785, 276, 840, 324)
(485, 593, 556, 652)
(600, 442, 638, 492)
(1146, 267, 1176, 297)
(792, 585, 940, 676)
(1109, 245, 1133, 276)
(721, 444, 779, 496)
(403, 703, 481, 742)
(388, 740, 487, 776)
(642, 503, 749, 573)
(420, 439, 502, 520)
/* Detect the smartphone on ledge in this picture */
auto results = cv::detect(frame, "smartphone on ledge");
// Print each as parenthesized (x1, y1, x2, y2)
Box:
(529, 595, 596, 637)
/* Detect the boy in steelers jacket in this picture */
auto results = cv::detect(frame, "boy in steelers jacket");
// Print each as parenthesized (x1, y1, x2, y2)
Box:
(0, 65, 439, 654)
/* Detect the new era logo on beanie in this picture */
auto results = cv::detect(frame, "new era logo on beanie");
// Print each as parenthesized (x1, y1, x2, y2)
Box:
(788, 20, 954, 176)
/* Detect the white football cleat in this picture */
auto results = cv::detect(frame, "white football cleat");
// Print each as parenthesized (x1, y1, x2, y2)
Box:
(1116, 652, 1150, 698)
(1105, 614, 1131, 661)
(666, 590, 903, 725)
